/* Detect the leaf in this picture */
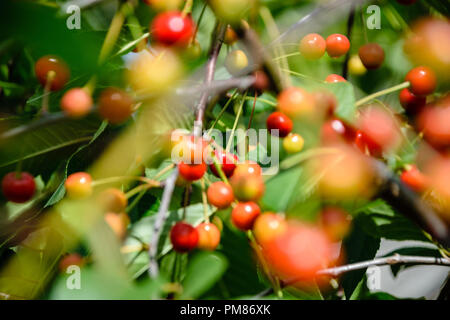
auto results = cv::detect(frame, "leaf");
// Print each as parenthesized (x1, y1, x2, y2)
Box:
(45, 121, 108, 207)
(261, 166, 303, 212)
(321, 82, 356, 124)
(0, 115, 103, 181)
(179, 251, 228, 299)
(342, 217, 381, 299)
(355, 199, 430, 243)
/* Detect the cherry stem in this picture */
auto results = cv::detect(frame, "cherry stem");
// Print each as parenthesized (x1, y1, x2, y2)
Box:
(355, 81, 410, 107)
(153, 163, 175, 180)
(91, 175, 158, 187)
(40, 71, 55, 115)
(342, 4, 356, 79)
(181, 0, 193, 17)
(125, 183, 155, 199)
(225, 92, 247, 153)
(212, 154, 230, 185)
(191, 2, 207, 44)
(127, 13, 146, 52)
(200, 178, 210, 223)
(182, 183, 191, 220)
(206, 89, 238, 136)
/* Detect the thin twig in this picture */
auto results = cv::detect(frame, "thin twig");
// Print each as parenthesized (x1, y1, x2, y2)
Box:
(316, 254, 450, 278)
(148, 168, 179, 278)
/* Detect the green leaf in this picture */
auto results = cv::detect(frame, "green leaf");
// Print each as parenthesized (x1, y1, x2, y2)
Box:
(261, 166, 303, 212)
(355, 199, 430, 243)
(324, 82, 356, 124)
(45, 121, 108, 207)
(342, 218, 381, 299)
(0, 115, 103, 181)
(180, 251, 228, 299)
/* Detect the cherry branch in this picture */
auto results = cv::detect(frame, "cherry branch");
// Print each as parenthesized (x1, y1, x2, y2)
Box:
(316, 254, 450, 277)
(148, 21, 227, 279)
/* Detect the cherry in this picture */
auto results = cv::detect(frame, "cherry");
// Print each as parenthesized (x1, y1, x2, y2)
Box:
(354, 130, 382, 157)
(2, 172, 36, 203)
(225, 49, 249, 77)
(313, 90, 337, 117)
(98, 188, 128, 213)
(262, 222, 333, 283)
(266, 112, 293, 138)
(230, 173, 265, 202)
(105, 212, 130, 239)
(320, 207, 352, 241)
(326, 34, 350, 58)
(348, 54, 367, 76)
(35, 55, 70, 91)
(400, 164, 429, 193)
(325, 74, 347, 83)
(283, 133, 304, 154)
(224, 25, 238, 45)
(151, 11, 194, 47)
(196, 222, 221, 251)
(184, 41, 202, 60)
(231, 201, 261, 231)
(178, 162, 207, 181)
(175, 135, 210, 165)
(299, 33, 326, 60)
(60, 88, 93, 118)
(98, 87, 134, 124)
(253, 213, 287, 245)
(209, 150, 237, 178)
(358, 43, 385, 69)
(170, 222, 198, 252)
(252, 70, 270, 94)
(320, 118, 355, 145)
(59, 253, 84, 272)
(405, 66, 437, 96)
(65, 172, 92, 199)
(207, 181, 234, 209)
(233, 161, 262, 177)
(356, 107, 401, 156)
(209, 0, 252, 22)
(143, 0, 182, 11)
(416, 95, 450, 149)
(277, 87, 315, 118)
(399, 88, 426, 114)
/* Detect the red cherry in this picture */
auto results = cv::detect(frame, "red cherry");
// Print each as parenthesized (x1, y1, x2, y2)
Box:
(231, 201, 261, 231)
(326, 34, 350, 58)
(209, 150, 237, 178)
(399, 88, 426, 114)
(178, 162, 207, 181)
(2, 172, 36, 203)
(59, 253, 84, 272)
(299, 33, 326, 59)
(98, 88, 134, 124)
(277, 87, 315, 118)
(151, 11, 194, 47)
(207, 181, 234, 209)
(405, 66, 437, 96)
(266, 112, 293, 138)
(262, 222, 333, 283)
(325, 74, 347, 83)
(60, 88, 93, 118)
(320, 207, 352, 241)
(400, 164, 429, 193)
(253, 213, 287, 245)
(35, 55, 70, 91)
(170, 222, 198, 252)
(230, 173, 265, 202)
(196, 222, 221, 251)
(354, 130, 382, 157)
(416, 95, 450, 149)
(358, 43, 385, 69)
(321, 118, 355, 144)
(175, 135, 210, 165)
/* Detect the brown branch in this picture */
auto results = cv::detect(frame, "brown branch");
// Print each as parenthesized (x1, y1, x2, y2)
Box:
(193, 22, 227, 137)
